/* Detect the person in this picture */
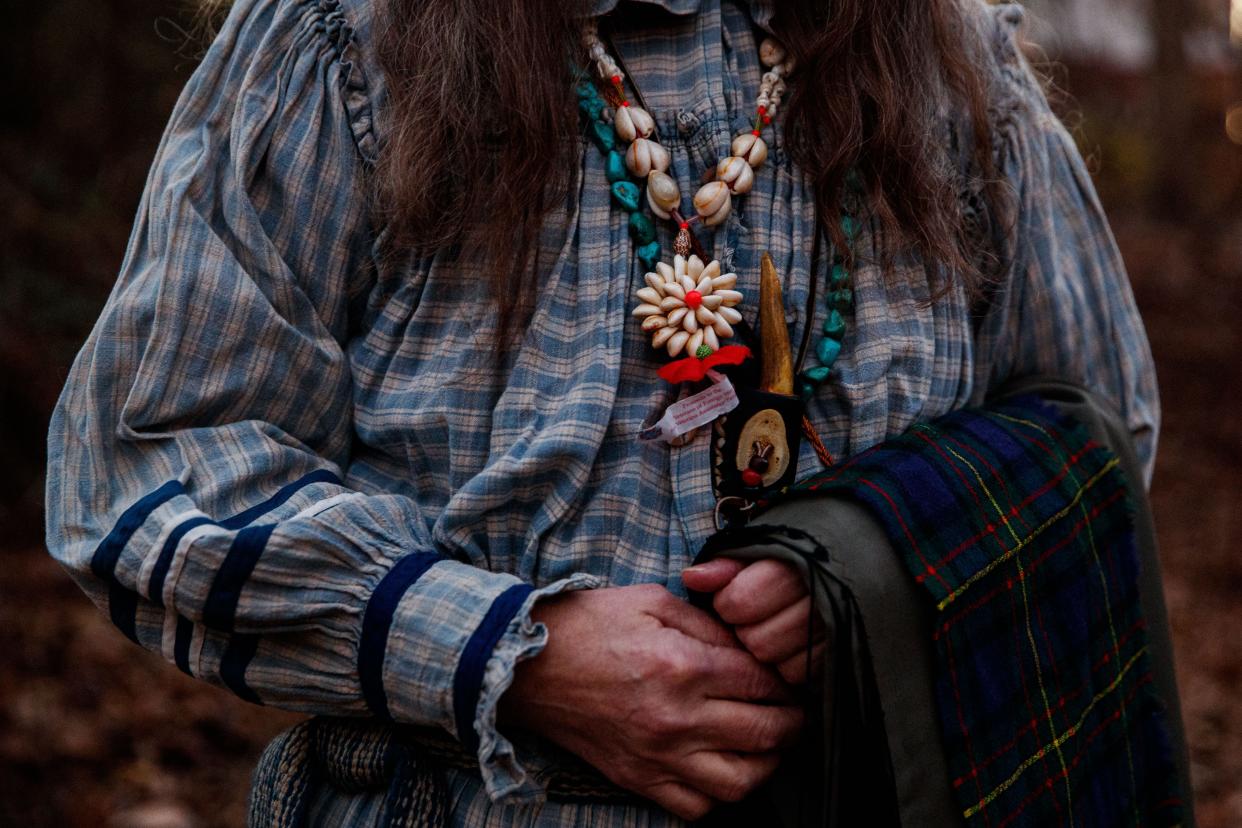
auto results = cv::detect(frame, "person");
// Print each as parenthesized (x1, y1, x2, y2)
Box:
(45, 0, 1160, 824)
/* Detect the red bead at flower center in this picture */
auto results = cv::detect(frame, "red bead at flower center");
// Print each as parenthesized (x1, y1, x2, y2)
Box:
(685, 290, 703, 309)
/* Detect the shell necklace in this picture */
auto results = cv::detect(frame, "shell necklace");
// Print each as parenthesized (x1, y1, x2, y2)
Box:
(580, 21, 794, 372)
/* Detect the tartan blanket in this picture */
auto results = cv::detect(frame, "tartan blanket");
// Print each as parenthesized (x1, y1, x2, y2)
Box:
(791, 397, 1182, 827)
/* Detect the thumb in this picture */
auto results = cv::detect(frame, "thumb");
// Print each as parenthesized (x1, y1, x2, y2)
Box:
(681, 557, 748, 594)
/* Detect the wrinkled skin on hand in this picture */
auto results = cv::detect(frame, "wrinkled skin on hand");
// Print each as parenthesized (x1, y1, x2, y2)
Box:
(499, 584, 805, 820)
(682, 558, 826, 686)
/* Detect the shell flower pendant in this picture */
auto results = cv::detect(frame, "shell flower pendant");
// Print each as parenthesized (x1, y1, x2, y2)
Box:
(632, 255, 745, 359)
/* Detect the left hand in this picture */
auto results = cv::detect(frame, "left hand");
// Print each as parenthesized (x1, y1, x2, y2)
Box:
(682, 558, 826, 686)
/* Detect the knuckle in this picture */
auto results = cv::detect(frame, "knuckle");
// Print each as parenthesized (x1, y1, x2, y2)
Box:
(718, 769, 756, 803)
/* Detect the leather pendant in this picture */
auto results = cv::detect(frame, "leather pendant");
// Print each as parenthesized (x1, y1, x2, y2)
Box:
(713, 253, 805, 504)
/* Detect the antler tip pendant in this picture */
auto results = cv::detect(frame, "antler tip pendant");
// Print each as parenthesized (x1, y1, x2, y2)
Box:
(758, 252, 794, 396)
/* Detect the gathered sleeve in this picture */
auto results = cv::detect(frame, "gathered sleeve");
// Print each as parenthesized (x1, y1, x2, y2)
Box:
(971, 4, 1160, 486)
(43, 0, 590, 803)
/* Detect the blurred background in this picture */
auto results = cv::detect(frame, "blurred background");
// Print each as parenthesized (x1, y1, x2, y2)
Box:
(1, 0, 1239, 825)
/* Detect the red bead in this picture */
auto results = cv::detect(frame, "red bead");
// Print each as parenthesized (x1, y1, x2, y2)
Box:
(679, 221, 689, 230)
(611, 75, 622, 85)
(757, 105, 767, 115)
(752, 129, 761, 136)
(741, 469, 763, 487)
(621, 101, 630, 107)
(762, 115, 772, 125)
(684, 290, 703, 309)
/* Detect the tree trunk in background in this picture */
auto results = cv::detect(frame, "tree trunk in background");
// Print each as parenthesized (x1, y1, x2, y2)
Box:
(1150, 0, 1196, 216)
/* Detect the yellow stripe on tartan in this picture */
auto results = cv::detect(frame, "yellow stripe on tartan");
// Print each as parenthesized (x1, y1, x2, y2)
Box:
(939, 440, 1076, 818)
(961, 646, 1149, 820)
(994, 411, 1143, 820)
(935, 457, 1121, 612)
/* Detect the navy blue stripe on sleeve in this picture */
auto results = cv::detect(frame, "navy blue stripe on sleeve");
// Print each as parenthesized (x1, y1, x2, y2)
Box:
(220, 633, 262, 704)
(357, 553, 442, 720)
(452, 583, 534, 751)
(202, 523, 278, 632)
(218, 469, 341, 530)
(174, 616, 195, 675)
(148, 470, 342, 603)
(109, 581, 140, 644)
(148, 516, 214, 606)
(90, 480, 185, 581)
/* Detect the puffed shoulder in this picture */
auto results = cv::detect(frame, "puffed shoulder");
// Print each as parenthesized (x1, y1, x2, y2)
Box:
(205, 0, 386, 165)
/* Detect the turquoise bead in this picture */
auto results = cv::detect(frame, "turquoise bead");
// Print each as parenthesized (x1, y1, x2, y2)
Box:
(830, 263, 849, 287)
(629, 212, 656, 244)
(829, 288, 853, 310)
(605, 151, 628, 183)
(800, 381, 816, 401)
(822, 309, 846, 340)
(637, 241, 661, 270)
(816, 337, 842, 367)
(801, 365, 832, 385)
(579, 96, 605, 119)
(575, 81, 597, 99)
(841, 215, 860, 239)
(610, 181, 641, 211)
(590, 121, 616, 153)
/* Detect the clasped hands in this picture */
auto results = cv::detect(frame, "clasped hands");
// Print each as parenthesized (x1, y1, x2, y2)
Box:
(500, 559, 825, 820)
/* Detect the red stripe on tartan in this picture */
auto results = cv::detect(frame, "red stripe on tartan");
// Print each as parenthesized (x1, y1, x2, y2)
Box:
(993, 672, 1154, 828)
(1010, 563, 1069, 827)
(945, 632, 996, 828)
(928, 443, 1096, 571)
(914, 429, 987, 510)
(955, 616, 1149, 783)
(931, 428, 1031, 525)
(937, 488, 1127, 634)
(933, 489, 1132, 640)
(857, 476, 953, 591)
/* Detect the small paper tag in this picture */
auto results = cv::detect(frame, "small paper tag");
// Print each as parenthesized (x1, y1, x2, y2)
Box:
(639, 373, 739, 443)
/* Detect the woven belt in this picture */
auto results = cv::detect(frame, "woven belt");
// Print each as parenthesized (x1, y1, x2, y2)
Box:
(249, 716, 637, 828)
(397, 724, 638, 805)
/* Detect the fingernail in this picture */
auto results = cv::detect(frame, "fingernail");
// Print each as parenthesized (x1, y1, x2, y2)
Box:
(682, 564, 708, 574)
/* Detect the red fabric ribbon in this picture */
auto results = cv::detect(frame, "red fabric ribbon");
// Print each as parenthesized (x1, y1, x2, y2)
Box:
(657, 345, 752, 384)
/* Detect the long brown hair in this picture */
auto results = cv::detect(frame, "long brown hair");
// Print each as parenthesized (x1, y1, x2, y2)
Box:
(381, 1, 1006, 327)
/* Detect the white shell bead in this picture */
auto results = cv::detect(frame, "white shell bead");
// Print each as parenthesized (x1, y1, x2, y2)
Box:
(693, 181, 732, 226)
(625, 138, 669, 177)
(646, 170, 680, 219)
(632, 303, 662, 318)
(652, 327, 676, 349)
(688, 329, 705, 355)
(668, 330, 690, 357)
(687, 255, 705, 279)
(731, 133, 769, 168)
(645, 272, 667, 293)
(759, 39, 786, 68)
(614, 105, 654, 142)
(716, 156, 755, 194)
(656, 261, 676, 281)
(712, 272, 737, 290)
(635, 287, 662, 305)
(641, 315, 667, 332)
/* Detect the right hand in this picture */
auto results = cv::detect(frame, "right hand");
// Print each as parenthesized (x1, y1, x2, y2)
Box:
(499, 584, 804, 820)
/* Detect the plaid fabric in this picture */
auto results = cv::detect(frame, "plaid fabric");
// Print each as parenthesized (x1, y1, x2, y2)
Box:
(792, 397, 1182, 827)
(44, 0, 1161, 823)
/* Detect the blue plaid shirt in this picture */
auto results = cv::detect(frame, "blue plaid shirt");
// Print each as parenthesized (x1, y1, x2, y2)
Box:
(45, 0, 1158, 823)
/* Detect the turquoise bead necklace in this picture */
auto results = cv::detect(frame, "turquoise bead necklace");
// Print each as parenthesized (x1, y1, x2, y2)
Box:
(577, 23, 860, 466)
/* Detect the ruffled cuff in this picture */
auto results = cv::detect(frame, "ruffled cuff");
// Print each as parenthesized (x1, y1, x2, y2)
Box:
(474, 574, 600, 802)
(358, 556, 598, 802)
